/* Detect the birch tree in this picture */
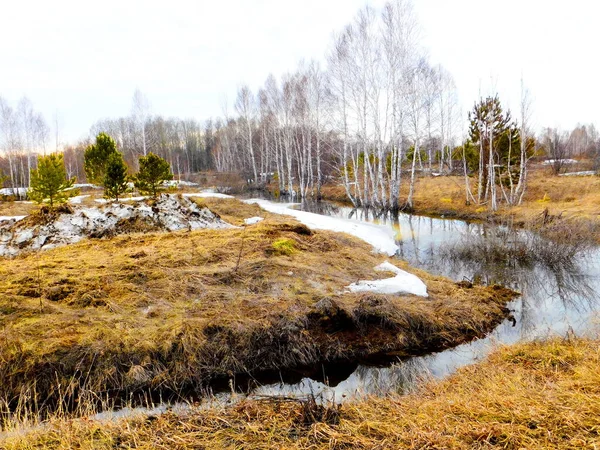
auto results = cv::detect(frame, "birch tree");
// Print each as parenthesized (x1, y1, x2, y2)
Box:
(235, 85, 258, 183)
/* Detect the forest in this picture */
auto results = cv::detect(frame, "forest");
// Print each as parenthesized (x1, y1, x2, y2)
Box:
(1, 2, 599, 213)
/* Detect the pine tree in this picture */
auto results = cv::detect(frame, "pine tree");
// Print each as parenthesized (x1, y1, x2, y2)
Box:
(104, 152, 129, 201)
(133, 152, 173, 198)
(29, 153, 75, 207)
(84, 132, 118, 185)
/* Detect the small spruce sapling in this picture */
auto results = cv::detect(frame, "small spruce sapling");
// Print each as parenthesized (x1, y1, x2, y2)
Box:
(104, 152, 129, 201)
(29, 153, 75, 207)
(84, 132, 118, 185)
(133, 152, 173, 198)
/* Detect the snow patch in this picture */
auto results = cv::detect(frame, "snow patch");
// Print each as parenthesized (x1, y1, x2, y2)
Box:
(68, 195, 90, 204)
(67, 183, 102, 190)
(542, 159, 577, 165)
(163, 180, 199, 187)
(244, 217, 264, 225)
(346, 261, 428, 297)
(244, 199, 399, 256)
(183, 192, 235, 199)
(0, 187, 27, 196)
(0, 216, 26, 223)
(559, 171, 597, 177)
(95, 196, 149, 204)
(0, 194, 232, 257)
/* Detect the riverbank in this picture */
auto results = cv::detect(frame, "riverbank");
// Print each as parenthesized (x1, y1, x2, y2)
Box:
(310, 171, 600, 227)
(4, 337, 598, 449)
(0, 197, 516, 421)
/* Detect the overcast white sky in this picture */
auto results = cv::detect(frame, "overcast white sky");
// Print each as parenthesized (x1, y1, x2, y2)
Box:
(1, 0, 597, 143)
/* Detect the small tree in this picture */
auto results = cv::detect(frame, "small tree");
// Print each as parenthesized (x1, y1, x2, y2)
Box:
(133, 152, 173, 198)
(0, 169, 7, 188)
(29, 153, 75, 207)
(104, 152, 129, 201)
(84, 132, 118, 185)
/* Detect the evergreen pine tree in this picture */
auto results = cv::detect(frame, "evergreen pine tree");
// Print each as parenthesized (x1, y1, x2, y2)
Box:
(29, 153, 75, 207)
(84, 132, 118, 185)
(104, 152, 129, 201)
(133, 152, 173, 198)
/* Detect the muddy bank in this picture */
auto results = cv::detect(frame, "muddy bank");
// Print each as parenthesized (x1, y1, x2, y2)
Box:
(0, 200, 517, 418)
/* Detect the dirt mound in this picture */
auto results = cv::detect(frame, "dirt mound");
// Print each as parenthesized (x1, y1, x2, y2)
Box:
(0, 194, 232, 257)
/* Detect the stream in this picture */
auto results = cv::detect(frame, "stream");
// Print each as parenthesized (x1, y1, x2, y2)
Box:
(246, 200, 600, 401)
(96, 198, 600, 420)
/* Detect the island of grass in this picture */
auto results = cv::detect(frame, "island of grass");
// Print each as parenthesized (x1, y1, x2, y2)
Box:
(0, 197, 517, 419)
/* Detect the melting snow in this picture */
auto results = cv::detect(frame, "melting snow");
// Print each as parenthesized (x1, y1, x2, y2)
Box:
(95, 196, 149, 204)
(68, 195, 90, 204)
(183, 192, 235, 199)
(0, 216, 26, 222)
(346, 261, 428, 297)
(0, 187, 27, 196)
(244, 217, 264, 225)
(542, 159, 577, 165)
(244, 199, 399, 256)
(560, 171, 596, 177)
(0, 194, 232, 257)
(67, 183, 102, 190)
(164, 180, 199, 187)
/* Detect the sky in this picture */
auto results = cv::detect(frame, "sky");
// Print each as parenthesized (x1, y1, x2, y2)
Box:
(0, 0, 598, 144)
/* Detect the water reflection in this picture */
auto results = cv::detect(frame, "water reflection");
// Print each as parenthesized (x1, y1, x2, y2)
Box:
(254, 200, 600, 401)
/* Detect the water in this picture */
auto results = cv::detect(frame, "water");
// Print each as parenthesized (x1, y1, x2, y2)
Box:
(95, 199, 600, 420)
(245, 200, 600, 401)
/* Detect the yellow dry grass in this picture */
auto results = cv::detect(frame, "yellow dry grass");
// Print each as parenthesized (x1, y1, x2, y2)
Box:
(5, 337, 599, 449)
(0, 201, 38, 217)
(0, 198, 515, 421)
(319, 170, 600, 232)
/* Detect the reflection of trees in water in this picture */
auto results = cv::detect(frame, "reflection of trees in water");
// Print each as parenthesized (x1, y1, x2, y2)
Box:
(298, 200, 341, 216)
(437, 227, 600, 336)
(352, 358, 432, 397)
(335, 204, 599, 337)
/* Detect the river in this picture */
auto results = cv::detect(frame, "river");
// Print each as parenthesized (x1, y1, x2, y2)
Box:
(94, 198, 600, 420)
(245, 200, 600, 401)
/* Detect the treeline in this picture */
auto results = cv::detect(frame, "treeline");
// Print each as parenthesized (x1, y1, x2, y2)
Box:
(0, 96, 50, 194)
(539, 124, 600, 174)
(2, 0, 600, 211)
(217, 1, 460, 211)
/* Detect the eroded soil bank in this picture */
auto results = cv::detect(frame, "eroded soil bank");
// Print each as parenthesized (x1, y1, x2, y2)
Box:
(6, 338, 598, 449)
(0, 198, 517, 419)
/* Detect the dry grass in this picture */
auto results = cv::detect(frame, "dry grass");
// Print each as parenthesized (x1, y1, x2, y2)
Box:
(0, 198, 516, 422)
(0, 201, 38, 217)
(5, 337, 599, 449)
(320, 170, 600, 220)
(317, 170, 600, 241)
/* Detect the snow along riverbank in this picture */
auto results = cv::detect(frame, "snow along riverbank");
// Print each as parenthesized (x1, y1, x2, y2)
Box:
(243, 199, 399, 256)
(347, 261, 428, 297)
